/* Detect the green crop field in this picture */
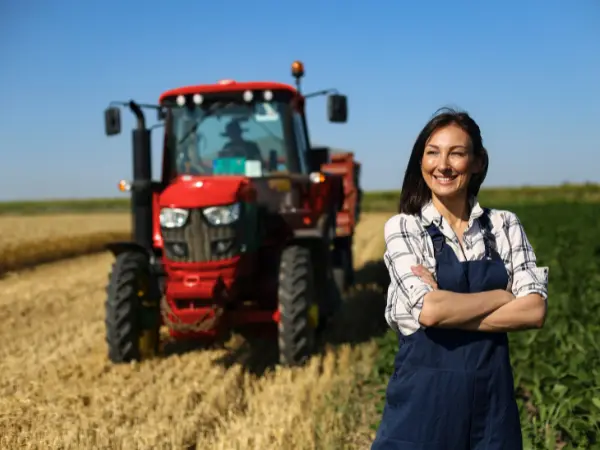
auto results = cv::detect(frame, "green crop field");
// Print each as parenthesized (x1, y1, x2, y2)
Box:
(1, 183, 598, 215)
(368, 201, 600, 449)
(0, 197, 131, 215)
(361, 183, 600, 213)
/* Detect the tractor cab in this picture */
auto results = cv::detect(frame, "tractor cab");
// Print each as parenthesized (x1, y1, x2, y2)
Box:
(162, 85, 294, 179)
(157, 66, 347, 184)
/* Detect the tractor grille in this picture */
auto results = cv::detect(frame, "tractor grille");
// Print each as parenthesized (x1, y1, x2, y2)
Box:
(161, 209, 239, 263)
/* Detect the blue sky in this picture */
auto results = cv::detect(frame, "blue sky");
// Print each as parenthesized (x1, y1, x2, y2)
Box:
(1, 0, 598, 200)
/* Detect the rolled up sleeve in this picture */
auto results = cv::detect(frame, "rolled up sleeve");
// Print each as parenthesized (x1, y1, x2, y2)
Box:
(383, 215, 434, 330)
(504, 211, 549, 300)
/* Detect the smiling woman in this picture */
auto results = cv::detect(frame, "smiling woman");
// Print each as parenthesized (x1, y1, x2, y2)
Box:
(371, 108, 549, 450)
(398, 108, 489, 216)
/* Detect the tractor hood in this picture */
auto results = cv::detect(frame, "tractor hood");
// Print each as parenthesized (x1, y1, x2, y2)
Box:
(159, 175, 251, 208)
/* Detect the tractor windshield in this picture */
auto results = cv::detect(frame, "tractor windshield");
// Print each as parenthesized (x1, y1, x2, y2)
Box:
(167, 100, 288, 177)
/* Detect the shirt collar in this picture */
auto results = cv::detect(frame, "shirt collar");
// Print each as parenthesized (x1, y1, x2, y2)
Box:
(420, 196, 484, 228)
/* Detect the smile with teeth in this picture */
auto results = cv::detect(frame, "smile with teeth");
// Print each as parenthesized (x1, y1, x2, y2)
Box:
(434, 174, 458, 185)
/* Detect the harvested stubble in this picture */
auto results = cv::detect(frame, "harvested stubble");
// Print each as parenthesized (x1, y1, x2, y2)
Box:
(0, 213, 130, 274)
(0, 212, 392, 450)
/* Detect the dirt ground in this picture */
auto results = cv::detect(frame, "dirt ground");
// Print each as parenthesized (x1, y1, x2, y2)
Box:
(0, 212, 392, 450)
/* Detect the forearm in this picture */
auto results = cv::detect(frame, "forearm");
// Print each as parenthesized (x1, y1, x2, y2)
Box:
(460, 294, 547, 332)
(419, 289, 511, 327)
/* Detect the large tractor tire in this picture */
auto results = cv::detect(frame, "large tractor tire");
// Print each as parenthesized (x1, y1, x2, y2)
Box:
(277, 245, 318, 366)
(105, 251, 161, 364)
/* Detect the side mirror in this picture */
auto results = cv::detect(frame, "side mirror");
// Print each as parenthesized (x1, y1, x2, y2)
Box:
(307, 146, 330, 172)
(104, 107, 121, 136)
(327, 94, 348, 123)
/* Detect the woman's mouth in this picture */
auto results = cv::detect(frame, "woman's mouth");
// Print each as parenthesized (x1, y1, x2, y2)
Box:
(433, 174, 458, 185)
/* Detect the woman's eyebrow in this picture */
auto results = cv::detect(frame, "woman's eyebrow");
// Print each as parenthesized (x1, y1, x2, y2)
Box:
(425, 144, 468, 150)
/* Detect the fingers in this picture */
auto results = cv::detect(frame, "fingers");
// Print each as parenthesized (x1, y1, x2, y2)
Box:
(410, 264, 425, 274)
(411, 265, 438, 289)
(410, 265, 430, 278)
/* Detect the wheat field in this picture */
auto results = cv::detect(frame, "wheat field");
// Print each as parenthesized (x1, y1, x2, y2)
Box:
(0, 212, 391, 450)
(0, 213, 132, 274)
(0, 213, 130, 248)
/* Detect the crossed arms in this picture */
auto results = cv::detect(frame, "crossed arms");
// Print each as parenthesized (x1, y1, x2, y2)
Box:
(418, 288, 547, 331)
(383, 212, 549, 333)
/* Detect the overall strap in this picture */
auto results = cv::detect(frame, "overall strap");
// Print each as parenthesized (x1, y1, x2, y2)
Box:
(424, 222, 445, 256)
(477, 207, 498, 259)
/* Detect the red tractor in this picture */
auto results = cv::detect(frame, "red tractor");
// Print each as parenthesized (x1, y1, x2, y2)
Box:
(102, 61, 361, 366)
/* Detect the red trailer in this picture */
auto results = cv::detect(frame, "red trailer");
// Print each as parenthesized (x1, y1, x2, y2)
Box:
(321, 152, 363, 292)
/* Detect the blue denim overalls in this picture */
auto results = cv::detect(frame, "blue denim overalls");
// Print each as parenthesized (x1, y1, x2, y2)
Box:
(372, 209, 522, 449)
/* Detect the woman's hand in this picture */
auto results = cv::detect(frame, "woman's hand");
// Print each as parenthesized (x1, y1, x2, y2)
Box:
(411, 264, 438, 289)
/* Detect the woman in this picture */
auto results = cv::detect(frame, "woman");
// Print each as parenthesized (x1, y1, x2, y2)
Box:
(371, 108, 549, 450)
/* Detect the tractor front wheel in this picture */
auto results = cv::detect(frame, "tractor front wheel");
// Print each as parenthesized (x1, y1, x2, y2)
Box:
(105, 251, 160, 364)
(277, 245, 318, 366)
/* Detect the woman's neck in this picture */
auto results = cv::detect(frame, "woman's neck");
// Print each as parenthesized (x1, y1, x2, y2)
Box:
(431, 195, 471, 229)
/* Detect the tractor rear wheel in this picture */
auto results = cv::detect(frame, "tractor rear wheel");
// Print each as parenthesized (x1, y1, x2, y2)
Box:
(277, 245, 318, 366)
(105, 251, 160, 364)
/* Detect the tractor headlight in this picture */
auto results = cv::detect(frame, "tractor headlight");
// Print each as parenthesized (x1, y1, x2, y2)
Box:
(202, 203, 241, 226)
(159, 207, 190, 228)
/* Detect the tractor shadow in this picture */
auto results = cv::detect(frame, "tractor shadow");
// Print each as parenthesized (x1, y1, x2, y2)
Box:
(162, 337, 221, 357)
(322, 259, 390, 346)
(209, 259, 391, 377)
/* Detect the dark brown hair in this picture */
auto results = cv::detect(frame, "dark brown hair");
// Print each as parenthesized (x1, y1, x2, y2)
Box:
(398, 107, 489, 215)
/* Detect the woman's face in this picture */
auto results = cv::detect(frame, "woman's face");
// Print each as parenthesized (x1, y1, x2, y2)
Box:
(421, 124, 480, 202)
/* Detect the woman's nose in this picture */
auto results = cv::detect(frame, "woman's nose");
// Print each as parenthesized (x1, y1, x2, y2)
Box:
(437, 154, 450, 170)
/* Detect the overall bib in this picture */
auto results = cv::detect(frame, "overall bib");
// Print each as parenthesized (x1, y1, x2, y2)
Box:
(372, 210, 522, 450)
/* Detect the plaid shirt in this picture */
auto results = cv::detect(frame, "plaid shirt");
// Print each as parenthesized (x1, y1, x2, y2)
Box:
(383, 198, 549, 336)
